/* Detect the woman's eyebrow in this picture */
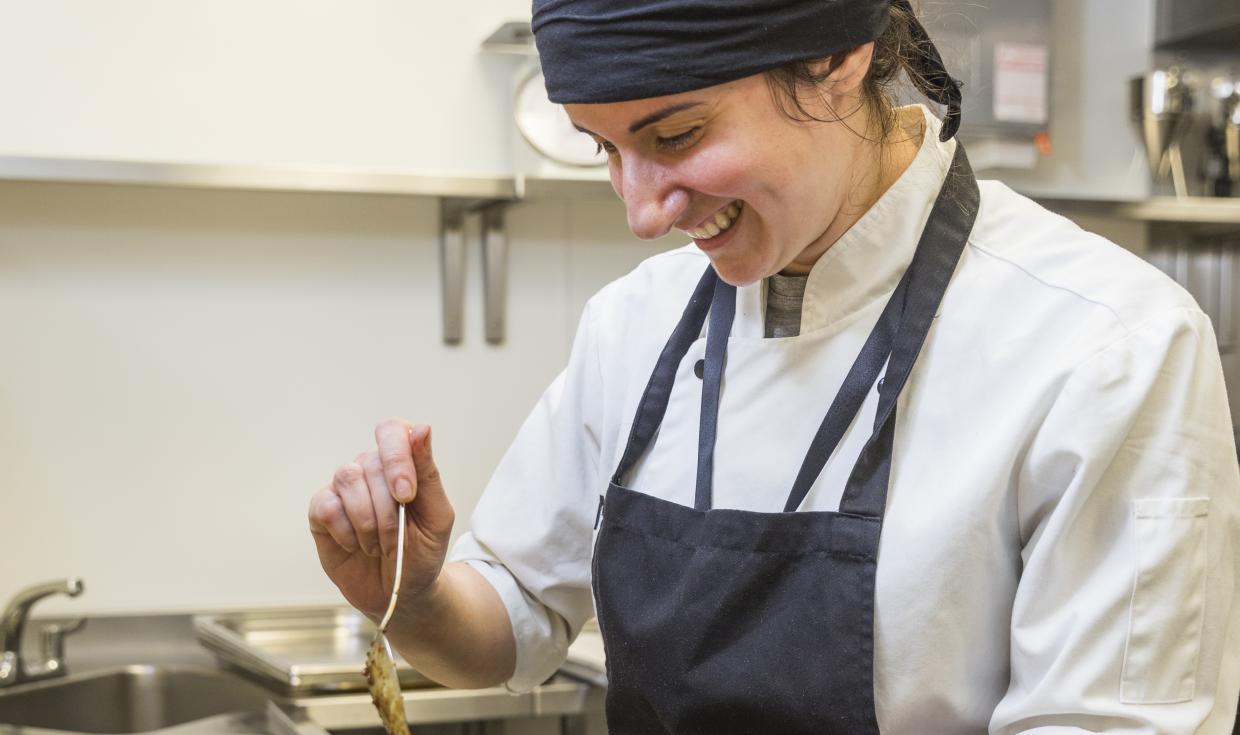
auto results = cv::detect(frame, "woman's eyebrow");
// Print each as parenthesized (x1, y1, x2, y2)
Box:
(570, 102, 705, 137)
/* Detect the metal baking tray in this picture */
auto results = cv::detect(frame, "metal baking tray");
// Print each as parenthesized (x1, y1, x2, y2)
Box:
(193, 606, 433, 696)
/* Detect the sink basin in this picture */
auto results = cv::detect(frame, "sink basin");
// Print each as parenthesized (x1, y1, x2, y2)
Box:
(0, 665, 272, 733)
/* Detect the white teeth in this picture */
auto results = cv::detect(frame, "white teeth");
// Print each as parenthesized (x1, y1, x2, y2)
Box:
(685, 200, 743, 241)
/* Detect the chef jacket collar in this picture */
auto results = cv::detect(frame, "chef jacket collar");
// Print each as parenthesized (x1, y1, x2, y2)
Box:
(732, 103, 957, 339)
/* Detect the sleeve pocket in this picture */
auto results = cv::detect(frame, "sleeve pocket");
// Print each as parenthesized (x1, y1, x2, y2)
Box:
(1120, 497, 1209, 704)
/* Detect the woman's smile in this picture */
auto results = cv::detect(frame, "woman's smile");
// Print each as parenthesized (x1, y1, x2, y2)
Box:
(683, 200, 745, 252)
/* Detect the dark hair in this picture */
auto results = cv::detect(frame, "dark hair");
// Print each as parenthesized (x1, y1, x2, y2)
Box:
(763, 2, 952, 145)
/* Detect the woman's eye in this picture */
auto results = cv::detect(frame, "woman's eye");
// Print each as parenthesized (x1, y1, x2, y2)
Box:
(655, 127, 701, 152)
(590, 128, 699, 157)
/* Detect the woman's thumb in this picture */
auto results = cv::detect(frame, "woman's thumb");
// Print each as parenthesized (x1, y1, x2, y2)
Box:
(408, 425, 454, 536)
(409, 424, 446, 500)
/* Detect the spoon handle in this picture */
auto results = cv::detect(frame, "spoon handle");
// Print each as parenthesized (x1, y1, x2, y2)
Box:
(378, 503, 406, 633)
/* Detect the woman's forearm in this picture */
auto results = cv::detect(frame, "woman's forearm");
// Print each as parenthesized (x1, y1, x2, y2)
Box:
(382, 561, 517, 690)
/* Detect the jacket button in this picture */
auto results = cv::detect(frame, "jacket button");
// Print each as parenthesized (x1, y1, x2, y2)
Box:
(694, 359, 705, 379)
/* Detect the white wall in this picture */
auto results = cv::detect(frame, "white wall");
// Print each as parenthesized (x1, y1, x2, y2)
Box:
(0, 181, 668, 614)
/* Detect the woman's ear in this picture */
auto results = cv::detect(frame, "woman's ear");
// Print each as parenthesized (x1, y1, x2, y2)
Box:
(814, 42, 875, 102)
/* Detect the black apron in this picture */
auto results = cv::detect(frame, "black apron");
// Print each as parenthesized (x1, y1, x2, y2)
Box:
(591, 144, 980, 734)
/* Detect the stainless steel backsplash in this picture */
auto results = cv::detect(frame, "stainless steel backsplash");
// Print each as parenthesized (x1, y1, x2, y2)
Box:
(1145, 224, 1240, 438)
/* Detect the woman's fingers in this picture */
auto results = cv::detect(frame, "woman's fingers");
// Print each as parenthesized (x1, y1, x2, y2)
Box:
(376, 418, 418, 503)
(313, 422, 446, 562)
(308, 487, 359, 554)
(332, 461, 380, 557)
(310, 420, 457, 612)
(360, 450, 401, 559)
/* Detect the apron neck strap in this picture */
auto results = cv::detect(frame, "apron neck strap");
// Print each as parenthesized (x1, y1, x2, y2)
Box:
(781, 268, 910, 512)
(836, 143, 980, 517)
(695, 275, 737, 510)
(610, 266, 719, 488)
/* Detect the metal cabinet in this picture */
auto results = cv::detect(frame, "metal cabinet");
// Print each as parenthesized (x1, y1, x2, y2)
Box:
(1155, 0, 1240, 51)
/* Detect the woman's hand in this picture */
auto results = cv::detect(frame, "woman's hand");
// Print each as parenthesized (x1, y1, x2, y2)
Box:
(308, 420, 455, 621)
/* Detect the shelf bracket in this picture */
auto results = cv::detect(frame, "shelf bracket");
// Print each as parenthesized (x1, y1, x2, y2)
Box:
(480, 203, 509, 345)
(439, 199, 470, 346)
(438, 197, 514, 345)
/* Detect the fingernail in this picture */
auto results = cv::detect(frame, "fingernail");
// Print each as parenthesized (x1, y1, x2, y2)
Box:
(395, 478, 413, 503)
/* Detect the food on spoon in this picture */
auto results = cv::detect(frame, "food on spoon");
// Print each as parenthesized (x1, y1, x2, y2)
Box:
(363, 635, 410, 735)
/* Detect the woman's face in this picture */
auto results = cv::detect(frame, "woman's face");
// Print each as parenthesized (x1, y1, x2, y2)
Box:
(564, 46, 878, 286)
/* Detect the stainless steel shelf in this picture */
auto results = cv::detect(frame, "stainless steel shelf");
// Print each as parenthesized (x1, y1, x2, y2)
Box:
(1037, 196, 1240, 225)
(0, 155, 516, 200)
(0, 155, 537, 346)
(5, 155, 1239, 223)
(0, 154, 625, 201)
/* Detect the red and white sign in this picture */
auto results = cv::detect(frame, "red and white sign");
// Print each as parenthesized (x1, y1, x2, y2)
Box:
(993, 43, 1049, 125)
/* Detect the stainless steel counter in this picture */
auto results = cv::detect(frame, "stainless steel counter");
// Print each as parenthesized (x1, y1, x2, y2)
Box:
(0, 612, 603, 735)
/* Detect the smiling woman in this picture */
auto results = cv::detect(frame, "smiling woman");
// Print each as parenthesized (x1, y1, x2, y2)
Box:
(557, 3, 954, 285)
(564, 59, 925, 284)
(309, 1, 1240, 733)
(567, 2, 962, 282)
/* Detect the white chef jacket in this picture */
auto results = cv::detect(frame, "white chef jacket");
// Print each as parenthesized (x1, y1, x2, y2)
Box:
(449, 104, 1240, 733)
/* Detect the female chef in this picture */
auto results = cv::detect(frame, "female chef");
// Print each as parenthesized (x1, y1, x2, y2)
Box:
(309, 0, 1240, 731)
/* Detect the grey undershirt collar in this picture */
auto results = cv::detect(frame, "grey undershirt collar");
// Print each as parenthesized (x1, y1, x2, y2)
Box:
(764, 272, 809, 338)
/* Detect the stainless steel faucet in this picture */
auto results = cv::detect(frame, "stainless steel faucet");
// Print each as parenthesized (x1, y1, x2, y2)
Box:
(0, 578, 86, 687)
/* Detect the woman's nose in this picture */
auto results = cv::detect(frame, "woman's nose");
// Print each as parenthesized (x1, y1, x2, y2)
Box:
(618, 159, 689, 241)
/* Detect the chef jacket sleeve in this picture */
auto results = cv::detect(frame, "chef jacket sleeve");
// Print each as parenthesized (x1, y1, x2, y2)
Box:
(448, 300, 606, 694)
(990, 307, 1240, 734)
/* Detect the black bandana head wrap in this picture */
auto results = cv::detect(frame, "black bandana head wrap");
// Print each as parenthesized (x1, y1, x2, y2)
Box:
(531, 0, 963, 141)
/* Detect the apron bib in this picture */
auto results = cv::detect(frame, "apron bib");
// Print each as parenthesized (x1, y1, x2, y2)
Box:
(592, 144, 980, 734)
